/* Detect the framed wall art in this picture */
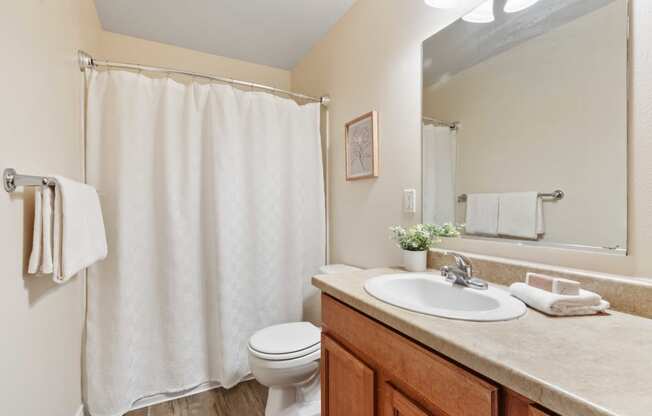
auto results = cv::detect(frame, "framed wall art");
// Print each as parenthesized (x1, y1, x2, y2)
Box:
(345, 111, 379, 180)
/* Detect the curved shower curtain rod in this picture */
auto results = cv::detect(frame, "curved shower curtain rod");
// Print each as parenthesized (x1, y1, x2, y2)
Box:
(77, 50, 331, 107)
(422, 116, 458, 130)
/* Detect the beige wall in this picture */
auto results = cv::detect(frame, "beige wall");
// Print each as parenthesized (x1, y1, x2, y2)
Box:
(2, 1, 651, 413)
(292, 0, 652, 278)
(0, 1, 101, 415)
(0, 4, 293, 415)
(423, 2, 628, 249)
(292, 0, 483, 269)
(99, 31, 291, 90)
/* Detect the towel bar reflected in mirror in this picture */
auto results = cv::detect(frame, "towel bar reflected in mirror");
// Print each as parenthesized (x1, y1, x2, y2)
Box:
(457, 190, 565, 203)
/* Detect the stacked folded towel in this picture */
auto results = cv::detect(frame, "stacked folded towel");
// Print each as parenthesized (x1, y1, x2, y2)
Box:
(510, 273, 609, 316)
(28, 176, 107, 283)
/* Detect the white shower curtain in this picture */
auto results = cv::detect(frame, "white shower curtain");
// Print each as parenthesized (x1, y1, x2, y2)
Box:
(84, 70, 325, 416)
(422, 124, 457, 225)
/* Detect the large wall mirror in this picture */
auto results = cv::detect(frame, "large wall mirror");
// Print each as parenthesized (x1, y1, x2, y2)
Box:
(421, 0, 628, 254)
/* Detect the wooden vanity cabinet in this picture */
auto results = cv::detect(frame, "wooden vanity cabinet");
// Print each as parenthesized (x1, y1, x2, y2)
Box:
(321, 294, 557, 416)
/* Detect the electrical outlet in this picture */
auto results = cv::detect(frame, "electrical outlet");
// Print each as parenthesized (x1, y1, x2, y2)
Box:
(403, 189, 417, 213)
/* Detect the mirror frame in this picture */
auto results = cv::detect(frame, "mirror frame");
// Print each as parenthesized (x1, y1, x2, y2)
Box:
(419, 0, 631, 256)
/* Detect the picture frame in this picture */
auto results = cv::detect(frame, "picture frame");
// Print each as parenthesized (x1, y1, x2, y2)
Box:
(345, 111, 379, 180)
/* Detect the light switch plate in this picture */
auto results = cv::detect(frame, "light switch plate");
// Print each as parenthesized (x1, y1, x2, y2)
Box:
(403, 189, 417, 213)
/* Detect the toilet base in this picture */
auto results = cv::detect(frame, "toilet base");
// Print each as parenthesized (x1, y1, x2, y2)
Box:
(265, 372, 321, 416)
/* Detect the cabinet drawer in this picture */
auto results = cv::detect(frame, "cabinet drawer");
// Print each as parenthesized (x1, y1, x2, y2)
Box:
(322, 294, 498, 416)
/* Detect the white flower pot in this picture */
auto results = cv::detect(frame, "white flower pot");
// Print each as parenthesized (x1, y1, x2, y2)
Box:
(403, 249, 428, 272)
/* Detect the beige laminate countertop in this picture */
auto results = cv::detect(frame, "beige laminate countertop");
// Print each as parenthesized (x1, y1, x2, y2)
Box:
(312, 268, 652, 416)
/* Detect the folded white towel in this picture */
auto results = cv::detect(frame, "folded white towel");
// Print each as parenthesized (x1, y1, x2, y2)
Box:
(498, 192, 543, 240)
(28, 177, 108, 283)
(510, 282, 609, 316)
(28, 187, 44, 274)
(465, 193, 499, 236)
(536, 197, 544, 235)
(28, 187, 54, 274)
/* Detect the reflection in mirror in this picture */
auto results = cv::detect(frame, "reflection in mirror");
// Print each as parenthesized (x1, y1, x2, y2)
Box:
(421, 0, 628, 254)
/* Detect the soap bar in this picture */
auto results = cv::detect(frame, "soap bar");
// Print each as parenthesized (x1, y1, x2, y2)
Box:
(526, 272, 581, 296)
(526, 273, 553, 292)
(552, 277, 581, 295)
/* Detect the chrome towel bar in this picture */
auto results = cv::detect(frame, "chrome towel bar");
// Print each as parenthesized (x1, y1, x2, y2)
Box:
(457, 190, 564, 203)
(3, 168, 56, 193)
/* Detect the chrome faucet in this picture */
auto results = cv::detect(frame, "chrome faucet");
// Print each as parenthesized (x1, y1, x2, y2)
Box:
(440, 252, 488, 290)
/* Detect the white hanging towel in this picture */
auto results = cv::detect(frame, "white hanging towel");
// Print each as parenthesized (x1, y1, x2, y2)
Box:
(497, 192, 544, 240)
(28, 187, 55, 274)
(465, 193, 499, 236)
(28, 176, 107, 283)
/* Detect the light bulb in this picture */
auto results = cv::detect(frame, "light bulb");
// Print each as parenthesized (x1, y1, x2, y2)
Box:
(504, 0, 541, 13)
(462, 0, 495, 23)
(424, 0, 459, 9)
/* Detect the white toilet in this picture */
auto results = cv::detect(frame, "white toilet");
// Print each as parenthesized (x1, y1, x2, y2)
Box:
(248, 264, 361, 416)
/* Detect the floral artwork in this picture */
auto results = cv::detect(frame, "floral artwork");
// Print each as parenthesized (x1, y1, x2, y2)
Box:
(345, 111, 378, 180)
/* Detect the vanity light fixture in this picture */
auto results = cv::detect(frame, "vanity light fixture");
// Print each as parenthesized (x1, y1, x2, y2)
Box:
(504, 0, 541, 13)
(424, 0, 459, 8)
(426, 0, 538, 23)
(462, 0, 495, 23)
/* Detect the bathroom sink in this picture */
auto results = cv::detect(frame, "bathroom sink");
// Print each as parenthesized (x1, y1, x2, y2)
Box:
(364, 273, 526, 322)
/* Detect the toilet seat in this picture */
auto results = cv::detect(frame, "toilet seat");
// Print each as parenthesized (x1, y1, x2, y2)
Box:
(249, 322, 321, 361)
(249, 342, 320, 361)
(249, 347, 321, 370)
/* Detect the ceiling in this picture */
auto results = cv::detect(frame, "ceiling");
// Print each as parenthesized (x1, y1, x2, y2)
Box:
(423, 0, 617, 87)
(94, 0, 356, 70)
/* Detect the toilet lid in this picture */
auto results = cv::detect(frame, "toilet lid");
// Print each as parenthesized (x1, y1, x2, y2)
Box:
(249, 322, 320, 360)
(319, 264, 362, 274)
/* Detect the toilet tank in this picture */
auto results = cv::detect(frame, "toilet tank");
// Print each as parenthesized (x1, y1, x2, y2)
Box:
(319, 264, 362, 274)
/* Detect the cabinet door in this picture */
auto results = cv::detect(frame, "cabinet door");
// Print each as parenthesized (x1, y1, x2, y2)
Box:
(321, 334, 375, 416)
(502, 389, 557, 416)
(529, 406, 555, 416)
(386, 384, 433, 416)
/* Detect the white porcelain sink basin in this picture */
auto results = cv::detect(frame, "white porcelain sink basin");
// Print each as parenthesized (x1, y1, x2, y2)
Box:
(364, 273, 526, 322)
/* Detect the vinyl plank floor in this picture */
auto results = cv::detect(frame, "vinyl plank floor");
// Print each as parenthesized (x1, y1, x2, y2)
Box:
(126, 381, 268, 416)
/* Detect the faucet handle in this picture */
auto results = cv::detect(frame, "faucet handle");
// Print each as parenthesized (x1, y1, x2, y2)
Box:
(440, 265, 457, 283)
(440, 265, 450, 277)
(445, 251, 472, 275)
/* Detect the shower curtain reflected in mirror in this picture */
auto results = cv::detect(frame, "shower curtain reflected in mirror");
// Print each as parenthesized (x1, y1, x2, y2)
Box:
(84, 70, 325, 416)
(422, 124, 457, 225)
